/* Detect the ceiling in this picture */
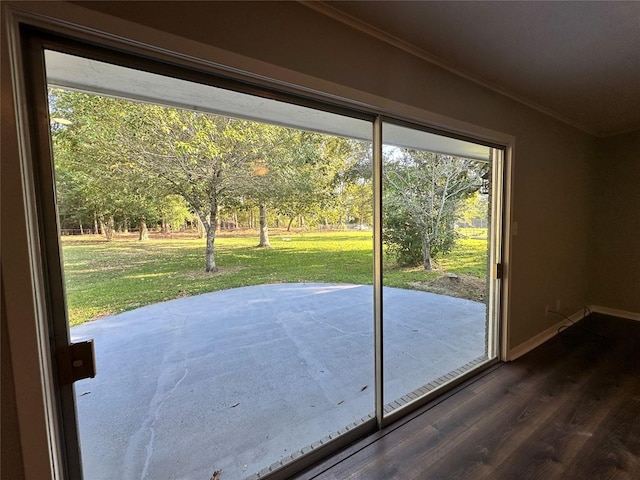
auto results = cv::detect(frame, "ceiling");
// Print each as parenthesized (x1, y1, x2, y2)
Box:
(312, 1, 640, 137)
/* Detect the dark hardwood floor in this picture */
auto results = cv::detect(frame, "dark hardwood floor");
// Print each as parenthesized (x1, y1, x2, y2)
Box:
(295, 314, 640, 480)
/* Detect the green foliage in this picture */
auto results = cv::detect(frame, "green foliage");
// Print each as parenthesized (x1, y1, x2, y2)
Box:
(49, 89, 372, 266)
(161, 195, 192, 231)
(50, 89, 169, 235)
(382, 149, 486, 269)
(458, 191, 489, 227)
(382, 204, 424, 266)
(50, 88, 487, 276)
(341, 180, 372, 226)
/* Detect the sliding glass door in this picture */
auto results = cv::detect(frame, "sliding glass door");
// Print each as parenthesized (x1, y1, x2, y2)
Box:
(21, 32, 503, 480)
(381, 122, 500, 417)
(44, 49, 376, 479)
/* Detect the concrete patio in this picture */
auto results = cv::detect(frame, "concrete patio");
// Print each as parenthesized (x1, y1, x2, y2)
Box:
(71, 283, 487, 480)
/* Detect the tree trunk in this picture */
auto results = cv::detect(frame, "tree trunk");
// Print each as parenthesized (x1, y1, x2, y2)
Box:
(138, 220, 149, 241)
(258, 203, 271, 247)
(94, 213, 99, 235)
(102, 216, 115, 241)
(195, 215, 205, 238)
(287, 216, 295, 232)
(422, 236, 433, 270)
(161, 215, 168, 234)
(79, 222, 84, 235)
(202, 200, 218, 273)
(205, 222, 217, 272)
(107, 216, 115, 241)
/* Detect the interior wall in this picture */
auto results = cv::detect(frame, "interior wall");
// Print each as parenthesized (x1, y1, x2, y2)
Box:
(589, 129, 640, 313)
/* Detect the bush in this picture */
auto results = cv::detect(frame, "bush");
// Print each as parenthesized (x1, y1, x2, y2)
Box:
(383, 202, 458, 268)
(382, 207, 424, 266)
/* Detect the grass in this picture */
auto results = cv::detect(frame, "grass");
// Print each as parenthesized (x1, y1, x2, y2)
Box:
(62, 228, 488, 325)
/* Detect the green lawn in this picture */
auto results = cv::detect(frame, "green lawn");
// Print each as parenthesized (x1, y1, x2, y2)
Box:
(62, 229, 488, 325)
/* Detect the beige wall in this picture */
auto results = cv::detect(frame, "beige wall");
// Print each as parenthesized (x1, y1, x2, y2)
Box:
(589, 129, 640, 312)
(3, 1, 631, 478)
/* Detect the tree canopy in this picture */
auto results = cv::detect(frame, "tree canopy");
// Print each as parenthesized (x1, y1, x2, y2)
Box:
(49, 89, 370, 271)
(383, 149, 487, 270)
(49, 88, 488, 273)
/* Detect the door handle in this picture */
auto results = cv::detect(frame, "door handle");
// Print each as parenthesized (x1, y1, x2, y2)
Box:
(57, 340, 96, 385)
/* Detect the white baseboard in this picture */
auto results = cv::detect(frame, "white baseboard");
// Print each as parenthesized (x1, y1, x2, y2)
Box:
(506, 307, 590, 361)
(590, 305, 640, 322)
(507, 305, 640, 361)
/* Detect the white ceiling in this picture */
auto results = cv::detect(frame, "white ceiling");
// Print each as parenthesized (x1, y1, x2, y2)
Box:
(314, 1, 640, 137)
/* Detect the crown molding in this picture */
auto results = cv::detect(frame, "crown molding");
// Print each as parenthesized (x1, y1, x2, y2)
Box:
(301, 1, 597, 137)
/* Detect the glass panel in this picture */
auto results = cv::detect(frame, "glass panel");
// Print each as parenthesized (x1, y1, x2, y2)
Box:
(46, 51, 373, 479)
(382, 122, 494, 415)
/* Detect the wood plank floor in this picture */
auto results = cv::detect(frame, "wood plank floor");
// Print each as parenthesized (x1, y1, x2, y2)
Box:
(294, 314, 640, 480)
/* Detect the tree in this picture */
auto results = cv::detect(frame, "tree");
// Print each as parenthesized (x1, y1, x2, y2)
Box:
(160, 195, 193, 232)
(50, 89, 164, 240)
(459, 191, 489, 228)
(239, 128, 361, 241)
(271, 134, 369, 230)
(115, 105, 268, 271)
(50, 88, 374, 270)
(239, 158, 275, 247)
(113, 165, 167, 240)
(332, 140, 373, 228)
(341, 180, 372, 227)
(383, 149, 486, 270)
